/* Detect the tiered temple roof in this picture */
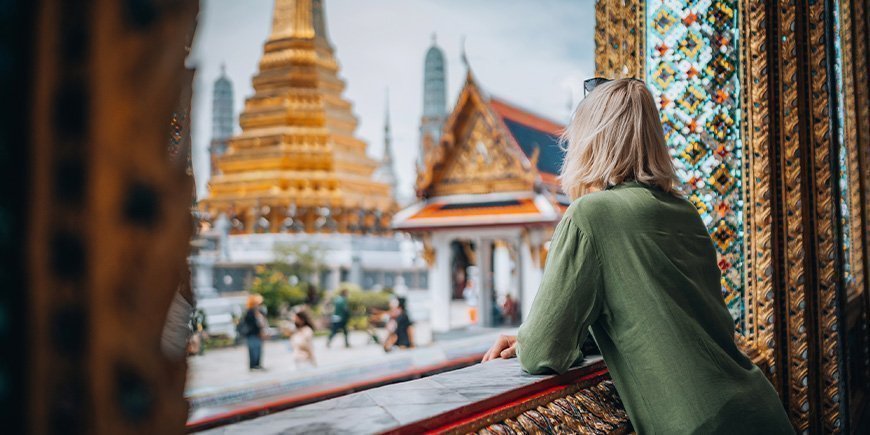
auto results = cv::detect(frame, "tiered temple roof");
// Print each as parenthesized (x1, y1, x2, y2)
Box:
(201, 0, 394, 234)
(395, 73, 568, 231)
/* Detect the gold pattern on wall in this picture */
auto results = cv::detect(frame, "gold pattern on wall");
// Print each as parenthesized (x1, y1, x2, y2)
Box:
(777, 2, 811, 429)
(805, 1, 843, 430)
(738, 0, 777, 386)
(595, 0, 870, 430)
(475, 380, 631, 435)
(855, 1, 870, 302)
(594, 0, 645, 79)
(850, 0, 870, 394)
(837, 0, 866, 303)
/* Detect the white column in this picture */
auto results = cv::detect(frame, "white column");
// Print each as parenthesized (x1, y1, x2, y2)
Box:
(329, 265, 341, 291)
(477, 239, 493, 327)
(493, 240, 511, 301)
(192, 255, 217, 299)
(519, 230, 543, 322)
(429, 234, 452, 333)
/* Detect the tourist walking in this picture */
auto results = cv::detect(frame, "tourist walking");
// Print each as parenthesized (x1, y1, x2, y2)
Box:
(239, 294, 267, 371)
(383, 297, 414, 352)
(289, 309, 316, 368)
(482, 78, 793, 434)
(326, 289, 350, 348)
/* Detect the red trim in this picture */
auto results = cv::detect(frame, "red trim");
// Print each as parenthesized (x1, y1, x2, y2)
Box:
(395, 219, 559, 232)
(381, 360, 609, 435)
(186, 354, 484, 433)
(405, 198, 541, 220)
(489, 97, 565, 136)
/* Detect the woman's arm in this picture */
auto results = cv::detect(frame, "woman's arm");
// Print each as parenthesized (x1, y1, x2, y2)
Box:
(516, 216, 604, 374)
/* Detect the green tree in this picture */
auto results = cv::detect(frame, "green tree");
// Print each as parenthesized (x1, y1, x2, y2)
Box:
(325, 283, 394, 330)
(250, 243, 324, 317)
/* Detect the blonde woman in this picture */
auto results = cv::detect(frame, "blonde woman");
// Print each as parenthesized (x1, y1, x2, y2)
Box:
(483, 79, 793, 434)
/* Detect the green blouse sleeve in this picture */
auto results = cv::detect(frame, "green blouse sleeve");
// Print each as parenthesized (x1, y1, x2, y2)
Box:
(517, 215, 604, 374)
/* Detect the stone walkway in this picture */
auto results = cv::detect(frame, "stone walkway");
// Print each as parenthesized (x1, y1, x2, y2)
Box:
(186, 323, 515, 425)
(186, 328, 408, 396)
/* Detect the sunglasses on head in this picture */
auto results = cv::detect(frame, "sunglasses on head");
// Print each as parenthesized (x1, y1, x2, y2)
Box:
(583, 77, 645, 97)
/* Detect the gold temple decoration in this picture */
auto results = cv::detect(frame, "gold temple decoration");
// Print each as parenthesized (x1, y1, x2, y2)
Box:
(201, 0, 394, 233)
(416, 72, 537, 197)
(421, 233, 436, 267)
(595, 0, 870, 430)
(739, 0, 778, 391)
(594, 0, 645, 79)
(476, 380, 631, 435)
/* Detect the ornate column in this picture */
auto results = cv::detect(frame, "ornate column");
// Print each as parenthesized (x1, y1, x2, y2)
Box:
(595, 0, 870, 430)
(25, 0, 199, 432)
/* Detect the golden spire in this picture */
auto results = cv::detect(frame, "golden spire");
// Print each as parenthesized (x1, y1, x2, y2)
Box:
(202, 0, 394, 235)
(269, 0, 330, 44)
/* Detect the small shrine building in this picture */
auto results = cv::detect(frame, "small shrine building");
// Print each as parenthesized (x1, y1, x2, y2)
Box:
(394, 72, 568, 332)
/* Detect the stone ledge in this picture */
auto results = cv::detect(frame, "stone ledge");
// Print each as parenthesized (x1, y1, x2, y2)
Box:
(199, 356, 628, 434)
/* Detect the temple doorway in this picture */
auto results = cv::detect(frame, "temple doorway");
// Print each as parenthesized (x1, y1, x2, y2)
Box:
(445, 236, 524, 329)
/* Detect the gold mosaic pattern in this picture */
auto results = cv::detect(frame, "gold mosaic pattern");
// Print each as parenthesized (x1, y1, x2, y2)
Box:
(474, 380, 632, 435)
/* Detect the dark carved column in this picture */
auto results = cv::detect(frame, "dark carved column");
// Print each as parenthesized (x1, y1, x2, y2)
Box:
(27, 1, 198, 434)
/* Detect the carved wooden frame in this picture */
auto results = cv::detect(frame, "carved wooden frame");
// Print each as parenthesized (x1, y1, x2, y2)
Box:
(28, 1, 198, 433)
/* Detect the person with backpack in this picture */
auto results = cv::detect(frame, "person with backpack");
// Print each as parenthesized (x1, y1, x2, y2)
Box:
(238, 294, 267, 371)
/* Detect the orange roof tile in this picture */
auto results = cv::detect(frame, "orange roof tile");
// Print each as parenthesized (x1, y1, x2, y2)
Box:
(408, 198, 541, 220)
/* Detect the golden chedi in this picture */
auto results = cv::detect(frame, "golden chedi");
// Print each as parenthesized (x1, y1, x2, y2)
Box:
(201, 0, 395, 235)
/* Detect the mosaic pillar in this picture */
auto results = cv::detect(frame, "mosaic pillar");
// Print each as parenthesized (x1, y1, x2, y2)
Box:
(596, 0, 870, 431)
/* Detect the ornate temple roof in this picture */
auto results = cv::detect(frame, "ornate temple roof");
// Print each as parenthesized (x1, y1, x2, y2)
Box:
(398, 72, 567, 231)
(488, 97, 564, 189)
(415, 71, 566, 197)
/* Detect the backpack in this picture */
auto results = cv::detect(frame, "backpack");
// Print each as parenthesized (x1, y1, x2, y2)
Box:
(236, 317, 251, 336)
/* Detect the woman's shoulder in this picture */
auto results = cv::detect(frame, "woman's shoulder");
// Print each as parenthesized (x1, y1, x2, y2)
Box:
(564, 190, 621, 227)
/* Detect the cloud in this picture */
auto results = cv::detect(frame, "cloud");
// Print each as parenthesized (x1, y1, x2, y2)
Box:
(189, 0, 595, 199)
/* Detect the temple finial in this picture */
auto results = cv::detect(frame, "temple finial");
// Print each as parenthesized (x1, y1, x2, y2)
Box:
(384, 88, 391, 132)
(269, 0, 331, 44)
(431, 33, 437, 45)
(460, 35, 469, 69)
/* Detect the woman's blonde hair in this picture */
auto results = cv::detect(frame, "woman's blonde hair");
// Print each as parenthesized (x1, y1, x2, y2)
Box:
(559, 78, 678, 199)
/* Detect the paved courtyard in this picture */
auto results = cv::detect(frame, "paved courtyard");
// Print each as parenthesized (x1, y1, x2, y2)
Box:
(185, 322, 514, 424)
(186, 327, 424, 396)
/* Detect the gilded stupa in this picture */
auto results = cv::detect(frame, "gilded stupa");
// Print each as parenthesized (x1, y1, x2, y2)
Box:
(201, 0, 395, 235)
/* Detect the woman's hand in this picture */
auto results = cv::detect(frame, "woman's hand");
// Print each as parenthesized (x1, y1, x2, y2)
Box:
(482, 334, 517, 362)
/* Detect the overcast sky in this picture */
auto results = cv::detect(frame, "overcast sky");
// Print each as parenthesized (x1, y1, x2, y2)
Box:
(188, 0, 596, 199)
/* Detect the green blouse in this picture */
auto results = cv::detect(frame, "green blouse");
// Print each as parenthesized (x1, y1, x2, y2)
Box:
(517, 182, 793, 434)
